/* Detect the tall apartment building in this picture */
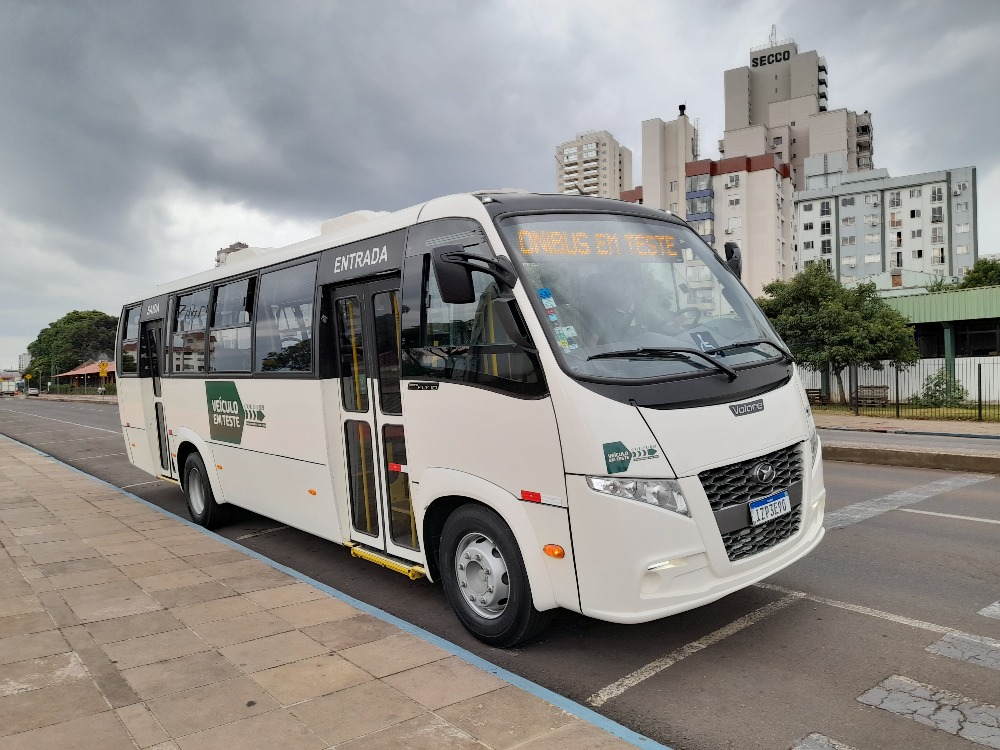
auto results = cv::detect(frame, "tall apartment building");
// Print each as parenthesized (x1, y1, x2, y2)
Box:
(555, 131, 633, 199)
(722, 35, 873, 191)
(686, 156, 794, 297)
(18, 353, 31, 372)
(797, 166, 978, 281)
(641, 106, 699, 212)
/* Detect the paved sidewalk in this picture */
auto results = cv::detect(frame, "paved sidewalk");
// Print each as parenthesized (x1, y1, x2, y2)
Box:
(0, 438, 642, 750)
(813, 412, 1000, 437)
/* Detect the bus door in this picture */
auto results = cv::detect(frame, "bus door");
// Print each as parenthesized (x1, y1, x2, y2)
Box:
(331, 277, 420, 562)
(138, 316, 173, 478)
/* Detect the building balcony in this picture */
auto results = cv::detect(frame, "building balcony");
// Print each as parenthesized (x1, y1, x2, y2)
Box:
(685, 189, 714, 199)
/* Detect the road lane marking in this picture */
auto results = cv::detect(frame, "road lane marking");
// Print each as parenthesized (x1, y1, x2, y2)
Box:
(67, 453, 127, 461)
(981, 602, 1000, 620)
(0, 410, 121, 435)
(823, 474, 994, 529)
(235, 526, 289, 540)
(586, 593, 804, 707)
(858, 675, 1000, 747)
(792, 735, 858, 750)
(898, 508, 1000, 525)
(927, 632, 1000, 672)
(757, 582, 955, 634)
(33, 436, 122, 446)
(120, 480, 167, 490)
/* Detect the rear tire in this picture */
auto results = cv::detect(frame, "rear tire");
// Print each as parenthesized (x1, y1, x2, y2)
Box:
(183, 453, 228, 529)
(440, 504, 553, 647)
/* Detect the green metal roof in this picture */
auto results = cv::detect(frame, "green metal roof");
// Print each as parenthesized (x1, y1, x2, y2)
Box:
(884, 285, 1000, 323)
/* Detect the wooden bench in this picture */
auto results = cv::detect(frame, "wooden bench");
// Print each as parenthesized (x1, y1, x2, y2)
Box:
(857, 385, 889, 407)
(805, 388, 828, 405)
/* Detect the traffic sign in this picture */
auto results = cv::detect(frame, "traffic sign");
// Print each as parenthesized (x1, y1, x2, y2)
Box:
(24, 373, 31, 380)
(98, 360, 108, 377)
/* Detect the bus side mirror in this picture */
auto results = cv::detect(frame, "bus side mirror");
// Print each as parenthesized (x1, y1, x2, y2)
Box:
(431, 246, 517, 304)
(724, 242, 742, 279)
(431, 245, 475, 304)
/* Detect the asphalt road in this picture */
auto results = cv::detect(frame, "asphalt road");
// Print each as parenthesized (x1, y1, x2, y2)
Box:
(2, 398, 999, 750)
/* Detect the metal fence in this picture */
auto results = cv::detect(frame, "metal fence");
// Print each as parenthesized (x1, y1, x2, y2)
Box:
(800, 357, 1000, 422)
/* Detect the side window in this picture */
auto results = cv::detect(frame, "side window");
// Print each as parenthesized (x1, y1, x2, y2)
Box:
(400, 220, 545, 396)
(171, 288, 210, 373)
(209, 277, 255, 373)
(255, 261, 317, 373)
(118, 306, 140, 375)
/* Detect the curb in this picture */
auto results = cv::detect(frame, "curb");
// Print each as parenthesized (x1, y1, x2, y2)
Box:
(823, 445, 1000, 473)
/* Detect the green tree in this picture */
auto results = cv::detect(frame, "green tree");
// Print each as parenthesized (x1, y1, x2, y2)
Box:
(957, 257, 1000, 289)
(757, 264, 920, 401)
(26, 310, 118, 382)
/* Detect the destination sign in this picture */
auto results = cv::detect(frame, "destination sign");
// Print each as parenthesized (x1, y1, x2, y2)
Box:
(515, 229, 682, 260)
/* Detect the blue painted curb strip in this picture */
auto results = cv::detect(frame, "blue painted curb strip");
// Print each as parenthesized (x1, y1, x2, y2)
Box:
(0, 434, 672, 750)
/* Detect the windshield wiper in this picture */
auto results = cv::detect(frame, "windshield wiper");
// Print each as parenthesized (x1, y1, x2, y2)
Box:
(710, 339, 793, 361)
(587, 347, 739, 382)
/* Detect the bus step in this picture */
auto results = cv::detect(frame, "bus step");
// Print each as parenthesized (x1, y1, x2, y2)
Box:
(348, 544, 425, 581)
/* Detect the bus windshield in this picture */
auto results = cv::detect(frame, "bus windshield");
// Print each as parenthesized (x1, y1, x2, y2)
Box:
(496, 213, 786, 382)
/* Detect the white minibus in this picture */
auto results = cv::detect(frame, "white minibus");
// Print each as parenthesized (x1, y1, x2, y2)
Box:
(117, 191, 825, 646)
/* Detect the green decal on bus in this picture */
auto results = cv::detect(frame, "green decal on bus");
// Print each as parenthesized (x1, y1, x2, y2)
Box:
(206, 382, 244, 444)
(603, 441, 659, 474)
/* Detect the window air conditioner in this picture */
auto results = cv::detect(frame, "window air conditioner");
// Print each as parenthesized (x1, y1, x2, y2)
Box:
(953, 189, 962, 196)
(724, 229, 735, 234)
(872, 201, 880, 207)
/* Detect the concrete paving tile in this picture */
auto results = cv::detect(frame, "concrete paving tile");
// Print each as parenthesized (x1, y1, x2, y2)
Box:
(0, 579, 33, 597)
(0, 611, 55, 639)
(48, 567, 127, 590)
(116, 557, 193, 579)
(219, 570, 296, 594)
(170, 596, 263, 627)
(116, 702, 170, 748)
(174, 708, 326, 750)
(513, 719, 635, 749)
(339, 633, 449, 678)
(383, 656, 506, 711)
(182, 550, 249, 569)
(189, 610, 293, 648)
(289, 679, 424, 745)
(133, 568, 212, 592)
(61, 625, 139, 708)
(60, 580, 162, 622)
(247, 653, 372, 705)
(151, 581, 235, 609)
(0, 678, 111, 737)
(334, 713, 482, 750)
(36, 591, 81, 627)
(37, 556, 114, 577)
(219, 630, 328, 673)
(301, 614, 399, 651)
(164, 540, 232, 558)
(105, 547, 178, 567)
(86, 531, 149, 551)
(121, 650, 242, 700)
(437, 685, 574, 750)
(199, 560, 273, 580)
(0, 595, 42, 619)
(22, 540, 100, 565)
(0, 652, 88, 697)
(0, 630, 70, 666)
(94, 539, 166, 558)
(85, 610, 185, 645)
(27, 577, 54, 593)
(63, 518, 132, 538)
(9, 525, 78, 544)
(147, 742, 181, 750)
(102, 627, 212, 670)
(0, 710, 136, 750)
(146, 676, 280, 737)
(242, 583, 325, 610)
(270, 598, 360, 629)
(139, 527, 204, 543)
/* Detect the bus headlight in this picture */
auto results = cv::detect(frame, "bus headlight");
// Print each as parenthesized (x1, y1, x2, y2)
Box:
(586, 476, 690, 517)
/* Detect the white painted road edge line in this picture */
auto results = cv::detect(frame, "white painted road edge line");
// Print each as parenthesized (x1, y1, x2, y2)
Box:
(0, 434, 672, 750)
(587, 593, 804, 708)
(926, 632, 1000, 672)
(823, 473, 994, 529)
(0, 409, 122, 434)
(980, 602, 1000, 620)
(792, 734, 859, 750)
(898, 508, 1000, 525)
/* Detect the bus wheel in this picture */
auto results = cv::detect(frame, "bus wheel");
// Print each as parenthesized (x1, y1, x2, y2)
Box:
(183, 453, 228, 529)
(440, 504, 553, 647)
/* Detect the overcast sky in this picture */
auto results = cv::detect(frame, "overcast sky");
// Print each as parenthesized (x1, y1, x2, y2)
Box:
(2, 0, 999, 371)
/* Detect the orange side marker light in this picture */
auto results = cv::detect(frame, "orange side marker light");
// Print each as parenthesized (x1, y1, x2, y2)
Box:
(308, 489, 317, 496)
(543, 544, 565, 559)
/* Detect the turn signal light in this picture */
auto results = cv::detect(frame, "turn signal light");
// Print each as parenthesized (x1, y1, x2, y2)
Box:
(308, 489, 317, 496)
(543, 544, 565, 559)
(216, 465, 223, 470)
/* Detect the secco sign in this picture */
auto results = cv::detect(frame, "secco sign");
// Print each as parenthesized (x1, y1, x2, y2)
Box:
(751, 50, 791, 67)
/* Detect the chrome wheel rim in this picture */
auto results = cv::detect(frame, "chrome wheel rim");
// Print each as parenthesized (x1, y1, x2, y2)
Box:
(454, 532, 510, 619)
(188, 468, 206, 516)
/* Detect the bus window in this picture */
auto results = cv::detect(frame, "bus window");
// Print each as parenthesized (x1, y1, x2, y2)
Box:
(209, 277, 255, 373)
(372, 290, 401, 414)
(335, 296, 367, 412)
(172, 288, 210, 373)
(119, 305, 141, 375)
(401, 220, 545, 397)
(255, 261, 317, 373)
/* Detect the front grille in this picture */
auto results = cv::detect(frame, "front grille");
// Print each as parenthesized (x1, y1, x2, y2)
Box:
(698, 443, 803, 512)
(721, 507, 802, 561)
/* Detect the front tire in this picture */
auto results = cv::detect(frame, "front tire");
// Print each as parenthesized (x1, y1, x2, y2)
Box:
(440, 504, 553, 647)
(183, 453, 228, 529)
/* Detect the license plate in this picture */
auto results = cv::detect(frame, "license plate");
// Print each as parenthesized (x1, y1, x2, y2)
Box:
(749, 490, 791, 526)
